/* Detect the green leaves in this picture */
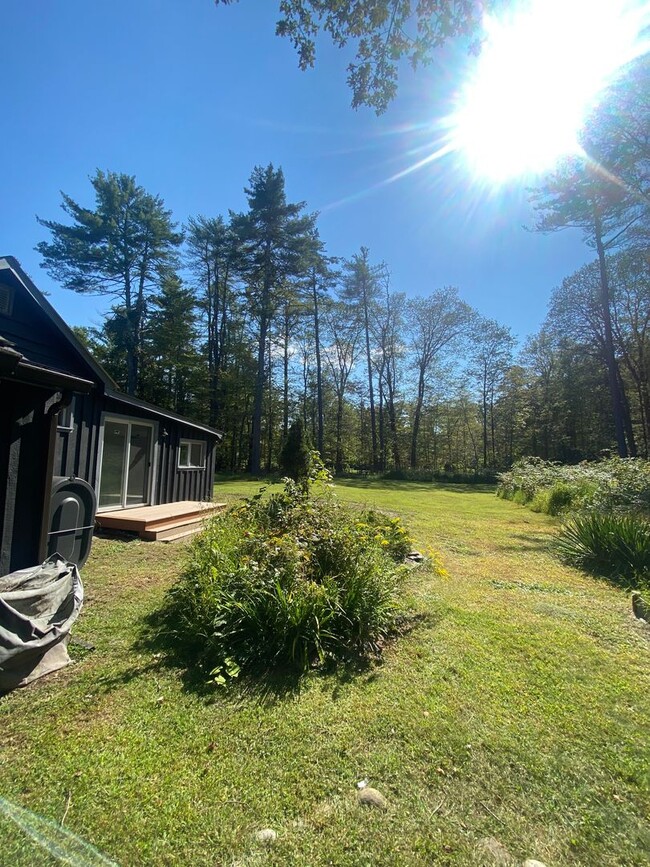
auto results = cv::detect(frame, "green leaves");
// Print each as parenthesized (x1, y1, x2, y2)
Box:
(498, 457, 650, 514)
(209, 656, 241, 686)
(499, 456, 650, 589)
(244, 1, 485, 112)
(556, 512, 650, 590)
(36, 169, 183, 394)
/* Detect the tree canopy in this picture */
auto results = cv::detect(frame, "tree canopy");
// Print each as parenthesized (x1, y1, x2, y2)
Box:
(215, 1, 489, 112)
(36, 170, 182, 394)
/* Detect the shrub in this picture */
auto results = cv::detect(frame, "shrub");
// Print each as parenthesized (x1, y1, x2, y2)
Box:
(546, 481, 579, 515)
(498, 457, 650, 586)
(529, 480, 583, 514)
(556, 512, 650, 589)
(159, 474, 411, 677)
(354, 509, 412, 562)
(497, 457, 650, 516)
(279, 419, 312, 485)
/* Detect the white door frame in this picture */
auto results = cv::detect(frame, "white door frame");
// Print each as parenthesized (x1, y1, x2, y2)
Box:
(96, 413, 158, 512)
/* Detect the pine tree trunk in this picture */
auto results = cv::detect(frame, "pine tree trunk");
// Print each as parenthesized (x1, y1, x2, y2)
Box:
(312, 272, 325, 457)
(362, 280, 378, 470)
(266, 336, 274, 475)
(250, 307, 268, 474)
(594, 211, 628, 457)
(282, 306, 290, 438)
(616, 366, 637, 456)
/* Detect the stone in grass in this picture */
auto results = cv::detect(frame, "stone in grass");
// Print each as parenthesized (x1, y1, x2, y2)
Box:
(523, 860, 548, 867)
(406, 550, 425, 563)
(357, 787, 388, 810)
(477, 836, 515, 865)
(632, 592, 649, 622)
(255, 828, 277, 844)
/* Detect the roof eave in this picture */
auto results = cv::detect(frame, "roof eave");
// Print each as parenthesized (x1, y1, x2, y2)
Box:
(105, 387, 224, 439)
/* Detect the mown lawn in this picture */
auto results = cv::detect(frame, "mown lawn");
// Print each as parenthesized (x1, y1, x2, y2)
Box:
(1, 479, 649, 866)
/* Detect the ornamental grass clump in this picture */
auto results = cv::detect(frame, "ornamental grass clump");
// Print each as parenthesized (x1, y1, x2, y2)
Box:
(162, 471, 411, 677)
(556, 512, 650, 590)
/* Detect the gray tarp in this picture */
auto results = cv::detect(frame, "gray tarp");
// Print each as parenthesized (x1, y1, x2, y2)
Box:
(0, 553, 83, 691)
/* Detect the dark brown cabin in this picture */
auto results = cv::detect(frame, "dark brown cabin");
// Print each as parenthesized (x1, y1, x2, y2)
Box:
(0, 256, 222, 573)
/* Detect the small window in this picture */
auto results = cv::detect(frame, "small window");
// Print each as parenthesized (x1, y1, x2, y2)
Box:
(57, 405, 74, 431)
(178, 439, 206, 469)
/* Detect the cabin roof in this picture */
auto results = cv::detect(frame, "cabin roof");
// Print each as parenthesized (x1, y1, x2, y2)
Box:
(0, 333, 94, 393)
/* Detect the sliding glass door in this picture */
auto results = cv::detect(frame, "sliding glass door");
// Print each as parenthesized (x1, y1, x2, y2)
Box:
(99, 419, 154, 510)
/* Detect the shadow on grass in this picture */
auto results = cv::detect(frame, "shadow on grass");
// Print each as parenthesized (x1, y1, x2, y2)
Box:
(91, 658, 168, 695)
(337, 480, 496, 495)
(130, 607, 436, 707)
(497, 532, 555, 554)
(93, 527, 140, 543)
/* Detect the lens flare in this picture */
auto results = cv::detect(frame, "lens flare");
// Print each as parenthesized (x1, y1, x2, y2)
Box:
(451, 0, 650, 182)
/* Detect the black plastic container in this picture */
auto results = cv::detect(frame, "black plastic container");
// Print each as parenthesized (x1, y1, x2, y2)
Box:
(47, 476, 97, 567)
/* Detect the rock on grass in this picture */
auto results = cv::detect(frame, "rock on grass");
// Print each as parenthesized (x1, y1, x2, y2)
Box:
(357, 787, 388, 810)
(476, 836, 515, 865)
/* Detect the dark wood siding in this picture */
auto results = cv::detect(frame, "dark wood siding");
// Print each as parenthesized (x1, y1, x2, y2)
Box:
(55, 393, 218, 507)
(54, 391, 104, 488)
(156, 422, 218, 502)
(0, 381, 55, 572)
(1, 260, 222, 576)
(102, 396, 218, 505)
(0, 279, 88, 378)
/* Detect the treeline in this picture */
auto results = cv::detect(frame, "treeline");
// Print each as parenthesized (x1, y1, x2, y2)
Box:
(38, 59, 649, 474)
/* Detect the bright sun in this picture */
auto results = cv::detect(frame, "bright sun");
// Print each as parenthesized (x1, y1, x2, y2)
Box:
(451, 0, 650, 182)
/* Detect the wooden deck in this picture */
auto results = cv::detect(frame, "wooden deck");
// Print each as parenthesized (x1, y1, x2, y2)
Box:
(95, 500, 226, 542)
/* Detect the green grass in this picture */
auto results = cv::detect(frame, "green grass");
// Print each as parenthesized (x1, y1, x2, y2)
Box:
(1, 479, 649, 866)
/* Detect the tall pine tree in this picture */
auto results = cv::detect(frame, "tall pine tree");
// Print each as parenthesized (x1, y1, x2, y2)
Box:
(232, 165, 316, 474)
(37, 170, 182, 394)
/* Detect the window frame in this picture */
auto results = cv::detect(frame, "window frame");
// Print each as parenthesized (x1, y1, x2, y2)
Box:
(57, 404, 74, 432)
(178, 438, 206, 470)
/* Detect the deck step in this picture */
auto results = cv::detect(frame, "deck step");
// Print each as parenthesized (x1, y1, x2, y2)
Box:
(141, 517, 213, 541)
(95, 501, 227, 540)
(140, 513, 216, 537)
(160, 527, 206, 543)
(143, 503, 226, 530)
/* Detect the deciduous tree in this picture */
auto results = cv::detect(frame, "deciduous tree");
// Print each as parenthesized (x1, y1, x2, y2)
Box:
(216, 1, 487, 112)
(469, 317, 516, 468)
(340, 248, 385, 470)
(406, 288, 472, 468)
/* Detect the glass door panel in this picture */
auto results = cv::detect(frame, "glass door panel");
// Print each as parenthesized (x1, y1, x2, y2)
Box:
(99, 421, 128, 508)
(126, 424, 152, 506)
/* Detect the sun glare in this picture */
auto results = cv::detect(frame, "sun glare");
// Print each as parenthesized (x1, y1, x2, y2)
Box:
(451, 0, 650, 183)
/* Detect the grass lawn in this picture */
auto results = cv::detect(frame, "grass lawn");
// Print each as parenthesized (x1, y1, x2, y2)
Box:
(1, 479, 649, 866)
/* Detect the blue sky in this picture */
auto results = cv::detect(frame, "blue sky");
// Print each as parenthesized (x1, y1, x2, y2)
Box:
(2, 0, 592, 343)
